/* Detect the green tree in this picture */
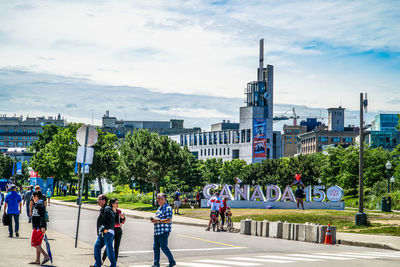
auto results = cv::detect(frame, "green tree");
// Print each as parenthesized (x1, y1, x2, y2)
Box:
(119, 129, 182, 193)
(199, 158, 223, 184)
(30, 124, 60, 153)
(219, 159, 247, 184)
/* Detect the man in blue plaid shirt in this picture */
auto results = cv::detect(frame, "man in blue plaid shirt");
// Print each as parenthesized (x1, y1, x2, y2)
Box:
(151, 193, 176, 267)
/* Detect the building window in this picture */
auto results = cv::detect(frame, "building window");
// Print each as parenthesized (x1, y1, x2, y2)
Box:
(27, 129, 33, 133)
(215, 148, 218, 156)
(224, 148, 226, 155)
(246, 129, 251, 142)
(18, 129, 23, 133)
(208, 149, 210, 156)
(0, 129, 3, 133)
(200, 149, 203, 156)
(241, 130, 245, 143)
(17, 142, 23, 147)
(27, 142, 32, 146)
(0, 142, 4, 146)
(9, 142, 13, 146)
(220, 148, 222, 155)
(212, 149, 214, 156)
(227, 148, 230, 155)
(8, 136, 13, 140)
(9, 129, 14, 133)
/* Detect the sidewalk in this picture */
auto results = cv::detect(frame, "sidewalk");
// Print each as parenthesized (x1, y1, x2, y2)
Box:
(52, 199, 400, 251)
(0, 219, 95, 267)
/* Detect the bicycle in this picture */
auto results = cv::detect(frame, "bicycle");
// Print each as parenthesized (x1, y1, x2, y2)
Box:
(225, 208, 234, 232)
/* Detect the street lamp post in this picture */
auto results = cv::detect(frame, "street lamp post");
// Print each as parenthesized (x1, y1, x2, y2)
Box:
(382, 161, 392, 212)
(318, 178, 322, 185)
(391, 176, 395, 192)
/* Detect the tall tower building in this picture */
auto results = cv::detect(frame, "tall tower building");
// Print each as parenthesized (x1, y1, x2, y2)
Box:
(241, 39, 274, 163)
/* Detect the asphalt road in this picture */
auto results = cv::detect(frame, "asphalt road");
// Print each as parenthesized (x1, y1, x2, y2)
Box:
(46, 204, 400, 267)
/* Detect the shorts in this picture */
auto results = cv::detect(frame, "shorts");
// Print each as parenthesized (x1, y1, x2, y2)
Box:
(210, 210, 219, 218)
(174, 201, 181, 208)
(31, 228, 44, 247)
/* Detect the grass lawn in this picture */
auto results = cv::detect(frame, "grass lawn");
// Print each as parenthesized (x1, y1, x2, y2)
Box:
(52, 195, 98, 204)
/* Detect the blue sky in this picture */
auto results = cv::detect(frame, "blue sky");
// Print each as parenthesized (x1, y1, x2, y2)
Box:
(0, 0, 399, 130)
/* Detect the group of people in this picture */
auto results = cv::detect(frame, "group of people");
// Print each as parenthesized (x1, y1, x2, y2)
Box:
(92, 193, 176, 267)
(205, 192, 230, 232)
(1, 184, 51, 265)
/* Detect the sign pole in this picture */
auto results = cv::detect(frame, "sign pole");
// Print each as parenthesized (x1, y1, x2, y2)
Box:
(75, 126, 89, 248)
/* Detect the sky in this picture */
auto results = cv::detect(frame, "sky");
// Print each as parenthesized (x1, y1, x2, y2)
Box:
(0, 0, 399, 130)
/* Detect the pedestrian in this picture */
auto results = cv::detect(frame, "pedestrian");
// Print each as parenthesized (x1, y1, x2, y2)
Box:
(0, 189, 3, 212)
(23, 185, 34, 223)
(46, 188, 52, 206)
(63, 184, 67, 197)
(102, 198, 125, 264)
(29, 186, 47, 219)
(151, 193, 176, 267)
(219, 197, 228, 231)
(294, 185, 305, 210)
(173, 189, 181, 215)
(3, 185, 22, 237)
(29, 191, 50, 265)
(91, 194, 116, 267)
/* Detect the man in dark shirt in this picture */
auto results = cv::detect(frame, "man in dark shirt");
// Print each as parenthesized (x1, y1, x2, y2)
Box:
(23, 185, 34, 223)
(29, 185, 47, 218)
(91, 194, 116, 267)
(294, 185, 305, 210)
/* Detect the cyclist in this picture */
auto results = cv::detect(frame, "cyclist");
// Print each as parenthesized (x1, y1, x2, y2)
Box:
(205, 192, 224, 232)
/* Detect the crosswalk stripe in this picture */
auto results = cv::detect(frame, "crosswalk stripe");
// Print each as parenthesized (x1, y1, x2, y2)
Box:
(178, 262, 226, 267)
(196, 259, 262, 266)
(354, 252, 400, 258)
(288, 254, 355, 260)
(228, 256, 293, 263)
(257, 255, 320, 261)
(314, 252, 381, 259)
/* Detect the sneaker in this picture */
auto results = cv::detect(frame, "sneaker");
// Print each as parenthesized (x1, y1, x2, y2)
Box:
(16, 232, 19, 237)
(216, 229, 220, 232)
(150, 264, 160, 267)
(168, 263, 176, 267)
(176, 212, 181, 215)
(29, 219, 31, 223)
(205, 228, 210, 231)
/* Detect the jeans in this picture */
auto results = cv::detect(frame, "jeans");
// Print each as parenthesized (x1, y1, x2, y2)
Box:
(8, 213, 20, 236)
(26, 205, 31, 220)
(153, 232, 175, 266)
(94, 232, 116, 267)
(102, 227, 122, 262)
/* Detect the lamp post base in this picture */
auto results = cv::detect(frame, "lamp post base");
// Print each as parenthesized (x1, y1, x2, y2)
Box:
(355, 212, 368, 226)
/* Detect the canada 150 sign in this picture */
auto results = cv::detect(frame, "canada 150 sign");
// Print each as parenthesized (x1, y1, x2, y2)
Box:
(202, 184, 344, 203)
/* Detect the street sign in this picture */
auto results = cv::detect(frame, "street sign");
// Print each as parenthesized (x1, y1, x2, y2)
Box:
(76, 125, 98, 147)
(76, 146, 94, 164)
(83, 164, 89, 174)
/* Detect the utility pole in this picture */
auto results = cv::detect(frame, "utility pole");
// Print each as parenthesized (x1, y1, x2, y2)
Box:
(355, 93, 368, 226)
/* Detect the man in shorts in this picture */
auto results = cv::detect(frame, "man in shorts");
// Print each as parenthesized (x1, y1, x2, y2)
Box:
(173, 189, 181, 215)
(294, 185, 305, 210)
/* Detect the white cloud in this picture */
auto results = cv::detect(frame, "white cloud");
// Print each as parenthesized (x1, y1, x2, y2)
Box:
(0, 0, 399, 114)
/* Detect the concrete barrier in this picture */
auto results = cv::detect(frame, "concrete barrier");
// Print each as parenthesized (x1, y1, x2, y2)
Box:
(305, 223, 319, 243)
(262, 220, 270, 237)
(256, 221, 263, 236)
(251, 220, 258, 236)
(290, 223, 298, 240)
(269, 221, 283, 238)
(282, 222, 292, 240)
(298, 224, 306, 241)
(240, 219, 252, 235)
(318, 225, 337, 244)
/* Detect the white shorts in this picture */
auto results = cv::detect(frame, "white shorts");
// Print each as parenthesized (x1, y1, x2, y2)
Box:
(174, 201, 181, 208)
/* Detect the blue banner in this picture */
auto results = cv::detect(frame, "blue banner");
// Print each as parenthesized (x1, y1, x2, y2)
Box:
(16, 162, 22, 175)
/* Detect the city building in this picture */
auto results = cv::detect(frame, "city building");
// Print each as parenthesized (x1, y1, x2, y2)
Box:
(300, 118, 322, 132)
(298, 107, 358, 154)
(282, 125, 306, 157)
(365, 114, 400, 151)
(101, 110, 201, 138)
(170, 39, 282, 163)
(0, 114, 66, 149)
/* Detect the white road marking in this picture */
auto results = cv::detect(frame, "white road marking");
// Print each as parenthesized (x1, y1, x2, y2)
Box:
(288, 254, 355, 260)
(258, 255, 320, 261)
(353, 252, 400, 258)
(120, 246, 243, 254)
(228, 256, 293, 263)
(197, 259, 262, 266)
(178, 262, 227, 267)
(314, 252, 381, 259)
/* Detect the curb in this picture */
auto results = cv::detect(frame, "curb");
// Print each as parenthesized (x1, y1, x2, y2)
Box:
(338, 239, 400, 251)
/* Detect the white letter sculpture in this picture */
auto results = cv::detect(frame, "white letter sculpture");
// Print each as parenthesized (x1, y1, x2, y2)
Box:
(266, 185, 281, 201)
(234, 184, 250, 200)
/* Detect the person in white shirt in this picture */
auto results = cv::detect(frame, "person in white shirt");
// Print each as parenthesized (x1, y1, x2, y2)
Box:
(205, 192, 224, 231)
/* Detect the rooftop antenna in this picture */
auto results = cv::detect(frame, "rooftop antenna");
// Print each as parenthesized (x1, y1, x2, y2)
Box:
(91, 112, 94, 125)
(258, 38, 264, 82)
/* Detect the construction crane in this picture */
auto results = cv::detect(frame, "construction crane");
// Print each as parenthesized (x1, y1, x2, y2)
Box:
(273, 108, 357, 124)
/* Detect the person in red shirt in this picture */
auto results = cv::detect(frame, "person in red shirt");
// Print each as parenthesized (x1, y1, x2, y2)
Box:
(219, 197, 228, 231)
